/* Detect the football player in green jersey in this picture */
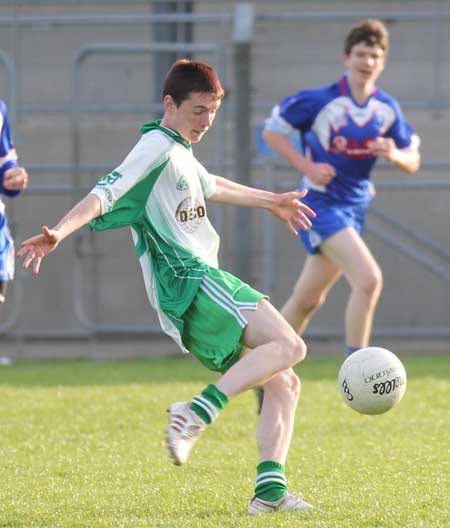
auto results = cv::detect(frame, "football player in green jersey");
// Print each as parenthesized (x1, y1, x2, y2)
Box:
(18, 59, 316, 515)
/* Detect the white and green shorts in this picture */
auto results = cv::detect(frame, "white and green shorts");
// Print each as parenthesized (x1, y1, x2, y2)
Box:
(182, 267, 268, 373)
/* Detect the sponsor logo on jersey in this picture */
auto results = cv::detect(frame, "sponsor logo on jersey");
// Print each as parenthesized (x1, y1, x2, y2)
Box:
(176, 176, 189, 191)
(175, 197, 206, 233)
(97, 170, 122, 187)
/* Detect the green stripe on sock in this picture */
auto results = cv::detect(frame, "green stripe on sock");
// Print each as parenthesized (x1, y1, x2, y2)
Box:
(190, 384, 228, 425)
(257, 461, 285, 475)
(255, 461, 287, 502)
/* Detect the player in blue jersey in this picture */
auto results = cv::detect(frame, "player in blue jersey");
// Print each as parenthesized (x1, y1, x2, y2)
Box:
(263, 19, 421, 359)
(0, 100, 28, 304)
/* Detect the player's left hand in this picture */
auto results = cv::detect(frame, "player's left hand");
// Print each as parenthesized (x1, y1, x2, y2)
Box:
(367, 137, 397, 162)
(4, 167, 28, 191)
(270, 189, 316, 236)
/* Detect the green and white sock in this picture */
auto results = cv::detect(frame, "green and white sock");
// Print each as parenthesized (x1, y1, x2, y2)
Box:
(190, 384, 228, 425)
(255, 461, 287, 502)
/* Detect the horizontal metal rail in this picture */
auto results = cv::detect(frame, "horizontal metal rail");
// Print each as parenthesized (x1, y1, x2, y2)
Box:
(258, 11, 450, 21)
(0, 13, 233, 26)
(1, 10, 449, 26)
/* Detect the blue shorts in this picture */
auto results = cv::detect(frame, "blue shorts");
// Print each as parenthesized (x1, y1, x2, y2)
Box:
(299, 191, 370, 255)
(0, 214, 15, 281)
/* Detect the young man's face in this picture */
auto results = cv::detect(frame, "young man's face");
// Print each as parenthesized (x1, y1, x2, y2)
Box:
(344, 41, 385, 87)
(163, 92, 221, 144)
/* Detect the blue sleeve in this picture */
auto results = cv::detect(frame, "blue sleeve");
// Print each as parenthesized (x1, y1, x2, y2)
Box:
(385, 99, 418, 150)
(278, 89, 325, 133)
(0, 100, 20, 197)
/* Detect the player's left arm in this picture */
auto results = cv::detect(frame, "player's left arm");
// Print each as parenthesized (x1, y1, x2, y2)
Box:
(208, 175, 316, 235)
(368, 136, 421, 174)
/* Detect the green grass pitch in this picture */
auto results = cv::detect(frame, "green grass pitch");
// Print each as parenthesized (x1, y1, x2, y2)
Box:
(0, 354, 449, 527)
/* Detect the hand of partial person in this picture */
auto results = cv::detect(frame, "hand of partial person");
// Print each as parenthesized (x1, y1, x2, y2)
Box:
(305, 162, 336, 186)
(17, 226, 62, 275)
(3, 166, 28, 191)
(367, 137, 397, 161)
(270, 189, 316, 236)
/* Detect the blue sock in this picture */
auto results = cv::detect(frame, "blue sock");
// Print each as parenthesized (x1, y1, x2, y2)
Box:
(345, 345, 360, 357)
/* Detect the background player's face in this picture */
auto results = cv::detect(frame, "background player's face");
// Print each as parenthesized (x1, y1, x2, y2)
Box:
(164, 92, 221, 144)
(344, 42, 385, 88)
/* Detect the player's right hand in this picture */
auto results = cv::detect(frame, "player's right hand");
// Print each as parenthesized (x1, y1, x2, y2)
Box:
(17, 226, 62, 275)
(305, 162, 336, 186)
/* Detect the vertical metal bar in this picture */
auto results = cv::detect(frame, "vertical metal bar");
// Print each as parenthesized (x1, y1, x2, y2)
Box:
(152, 2, 179, 107)
(232, 3, 255, 283)
(152, 1, 194, 117)
(432, 0, 443, 114)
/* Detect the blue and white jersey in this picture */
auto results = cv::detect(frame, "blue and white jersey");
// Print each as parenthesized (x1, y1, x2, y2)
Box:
(265, 75, 420, 204)
(0, 100, 20, 200)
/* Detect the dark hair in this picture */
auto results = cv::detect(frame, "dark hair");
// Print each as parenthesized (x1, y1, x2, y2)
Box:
(163, 59, 225, 106)
(344, 19, 389, 55)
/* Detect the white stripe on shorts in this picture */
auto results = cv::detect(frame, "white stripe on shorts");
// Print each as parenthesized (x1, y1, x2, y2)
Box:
(200, 280, 247, 328)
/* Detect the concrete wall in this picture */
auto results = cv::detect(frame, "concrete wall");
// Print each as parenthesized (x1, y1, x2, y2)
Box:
(0, 1, 449, 346)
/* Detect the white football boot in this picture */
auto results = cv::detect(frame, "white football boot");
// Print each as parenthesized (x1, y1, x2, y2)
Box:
(166, 401, 205, 465)
(248, 492, 313, 515)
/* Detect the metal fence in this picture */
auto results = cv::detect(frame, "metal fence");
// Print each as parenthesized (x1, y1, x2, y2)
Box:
(0, 2, 449, 345)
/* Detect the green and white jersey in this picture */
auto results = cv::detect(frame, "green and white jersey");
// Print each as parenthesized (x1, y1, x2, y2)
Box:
(88, 120, 220, 352)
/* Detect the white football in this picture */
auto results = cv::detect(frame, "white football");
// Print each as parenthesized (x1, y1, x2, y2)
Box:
(338, 347, 407, 415)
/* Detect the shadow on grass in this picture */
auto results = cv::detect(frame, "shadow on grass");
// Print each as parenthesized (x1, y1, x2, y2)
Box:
(0, 354, 448, 388)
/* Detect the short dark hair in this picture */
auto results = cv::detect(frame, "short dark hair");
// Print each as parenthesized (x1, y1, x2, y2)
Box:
(163, 59, 225, 106)
(344, 19, 389, 55)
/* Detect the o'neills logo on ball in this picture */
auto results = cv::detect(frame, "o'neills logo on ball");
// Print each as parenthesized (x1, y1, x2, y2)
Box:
(364, 366, 397, 384)
(175, 197, 206, 233)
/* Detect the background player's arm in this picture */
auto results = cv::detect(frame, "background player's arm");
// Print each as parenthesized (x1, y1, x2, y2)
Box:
(17, 193, 101, 274)
(368, 137, 421, 173)
(263, 129, 335, 185)
(3, 166, 28, 192)
(209, 175, 315, 235)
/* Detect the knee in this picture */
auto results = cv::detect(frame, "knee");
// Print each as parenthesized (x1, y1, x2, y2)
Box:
(281, 333, 307, 367)
(265, 369, 301, 401)
(284, 369, 301, 400)
(353, 265, 383, 299)
(363, 266, 383, 298)
(300, 292, 327, 315)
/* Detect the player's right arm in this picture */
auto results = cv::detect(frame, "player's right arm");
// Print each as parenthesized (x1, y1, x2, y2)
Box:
(263, 129, 335, 186)
(263, 95, 336, 186)
(17, 193, 101, 275)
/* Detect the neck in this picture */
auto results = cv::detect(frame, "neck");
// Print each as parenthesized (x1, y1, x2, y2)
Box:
(160, 116, 175, 132)
(347, 76, 374, 105)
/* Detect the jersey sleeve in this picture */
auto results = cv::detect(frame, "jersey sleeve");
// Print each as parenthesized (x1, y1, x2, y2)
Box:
(385, 100, 420, 150)
(89, 133, 169, 230)
(264, 89, 323, 136)
(195, 158, 216, 199)
(0, 100, 21, 197)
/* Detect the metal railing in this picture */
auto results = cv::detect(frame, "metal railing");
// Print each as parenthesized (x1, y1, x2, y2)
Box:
(0, 4, 449, 343)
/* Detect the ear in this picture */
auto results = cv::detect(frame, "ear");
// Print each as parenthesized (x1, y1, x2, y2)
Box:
(343, 52, 350, 69)
(163, 94, 176, 114)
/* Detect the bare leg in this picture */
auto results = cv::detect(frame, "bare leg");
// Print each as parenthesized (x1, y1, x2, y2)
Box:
(321, 228, 383, 347)
(281, 253, 341, 334)
(214, 301, 307, 465)
(167, 300, 307, 470)
(257, 369, 300, 464)
(216, 300, 306, 398)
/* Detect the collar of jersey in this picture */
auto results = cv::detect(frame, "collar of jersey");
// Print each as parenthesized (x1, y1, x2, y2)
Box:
(141, 119, 192, 151)
(342, 74, 378, 108)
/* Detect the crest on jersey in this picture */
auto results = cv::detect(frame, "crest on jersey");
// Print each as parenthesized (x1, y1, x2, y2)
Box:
(176, 176, 189, 191)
